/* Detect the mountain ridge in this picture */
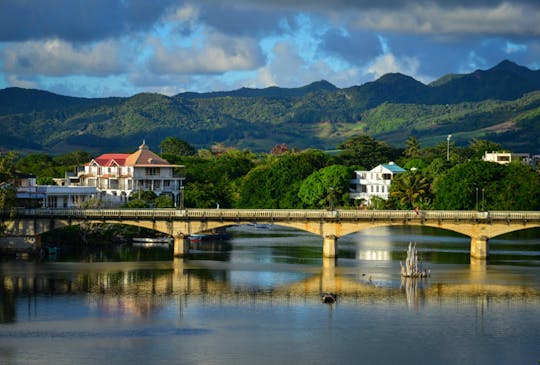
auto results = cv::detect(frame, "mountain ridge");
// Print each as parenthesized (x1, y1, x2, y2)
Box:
(1, 59, 539, 155)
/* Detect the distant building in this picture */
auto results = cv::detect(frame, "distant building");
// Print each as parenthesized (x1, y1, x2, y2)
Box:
(14, 172, 98, 208)
(349, 162, 406, 206)
(482, 151, 538, 168)
(482, 151, 529, 164)
(65, 142, 184, 206)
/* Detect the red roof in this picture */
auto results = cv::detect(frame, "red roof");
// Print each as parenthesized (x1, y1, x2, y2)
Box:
(91, 153, 130, 167)
(87, 143, 182, 168)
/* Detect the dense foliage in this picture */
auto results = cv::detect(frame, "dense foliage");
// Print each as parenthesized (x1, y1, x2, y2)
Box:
(1, 134, 539, 212)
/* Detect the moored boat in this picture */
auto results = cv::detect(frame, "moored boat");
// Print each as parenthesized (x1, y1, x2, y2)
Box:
(132, 237, 172, 248)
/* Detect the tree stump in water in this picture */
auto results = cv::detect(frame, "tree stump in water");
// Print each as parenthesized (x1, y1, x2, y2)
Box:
(400, 242, 430, 278)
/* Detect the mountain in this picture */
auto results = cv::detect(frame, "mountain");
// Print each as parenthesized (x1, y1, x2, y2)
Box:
(179, 80, 338, 99)
(0, 87, 120, 115)
(429, 60, 540, 102)
(1, 60, 540, 155)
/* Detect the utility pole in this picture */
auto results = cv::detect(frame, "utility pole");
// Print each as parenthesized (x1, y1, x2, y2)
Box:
(446, 134, 452, 161)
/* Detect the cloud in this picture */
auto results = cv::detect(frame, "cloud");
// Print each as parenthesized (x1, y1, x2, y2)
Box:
(2, 39, 129, 77)
(1, 0, 540, 97)
(345, 2, 540, 37)
(365, 53, 422, 80)
(147, 31, 265, 75)
(0, 0, 175, 42)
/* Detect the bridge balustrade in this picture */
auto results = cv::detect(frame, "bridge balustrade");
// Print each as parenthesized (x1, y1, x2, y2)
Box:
(4, 208, 540, 222)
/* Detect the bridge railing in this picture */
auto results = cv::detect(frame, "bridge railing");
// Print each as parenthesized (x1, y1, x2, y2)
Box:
(4, 208, 540, 222)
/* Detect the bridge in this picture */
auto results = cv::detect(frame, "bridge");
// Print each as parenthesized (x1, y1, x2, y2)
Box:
(1, 208, 540, 259)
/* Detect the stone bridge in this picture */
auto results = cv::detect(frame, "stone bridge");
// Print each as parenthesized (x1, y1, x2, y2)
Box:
(2, 208, 540, 259)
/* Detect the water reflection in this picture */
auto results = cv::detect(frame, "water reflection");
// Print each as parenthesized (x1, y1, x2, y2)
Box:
(2, 256, 539, 325)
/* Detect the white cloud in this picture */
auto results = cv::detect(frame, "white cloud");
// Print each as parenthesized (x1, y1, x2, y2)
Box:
(365, 53, 422, 80)
(2, 38, 128, 77)
(5, 74, 39, 89)
(147, 31, 265, 75)
(347, 2, 540, 37)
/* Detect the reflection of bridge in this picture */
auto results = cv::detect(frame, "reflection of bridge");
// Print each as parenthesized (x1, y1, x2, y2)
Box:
(1, 259, 538, 315)
(2, 208, 540, 259)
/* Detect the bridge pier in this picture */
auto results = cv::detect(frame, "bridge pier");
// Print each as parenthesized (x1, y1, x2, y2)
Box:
(470, 235, 489, 259)
(323, 235, 338, 258)
(173, 234, 190, 257)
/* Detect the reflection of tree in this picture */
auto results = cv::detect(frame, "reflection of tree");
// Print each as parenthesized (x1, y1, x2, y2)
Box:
(400, 277, 426, 310)
(0, 279, 16, 323)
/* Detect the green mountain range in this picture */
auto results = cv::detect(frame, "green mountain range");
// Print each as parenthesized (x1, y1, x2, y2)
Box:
(1, 59, 539, 155)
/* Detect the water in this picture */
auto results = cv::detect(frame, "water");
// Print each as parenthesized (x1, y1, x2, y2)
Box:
(1, 225, 539, 365)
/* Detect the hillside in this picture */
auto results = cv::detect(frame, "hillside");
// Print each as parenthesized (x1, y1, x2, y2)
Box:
(1, 60, 539, 154)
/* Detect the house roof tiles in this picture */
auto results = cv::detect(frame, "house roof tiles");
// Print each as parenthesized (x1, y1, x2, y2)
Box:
(89, 142, 182, 168)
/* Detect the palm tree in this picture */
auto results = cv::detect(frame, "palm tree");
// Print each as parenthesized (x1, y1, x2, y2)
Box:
(390, 171, 431, 209)
(404, 136, 422, 159)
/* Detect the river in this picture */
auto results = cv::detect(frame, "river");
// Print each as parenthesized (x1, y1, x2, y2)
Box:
(1, 225, 539, 365)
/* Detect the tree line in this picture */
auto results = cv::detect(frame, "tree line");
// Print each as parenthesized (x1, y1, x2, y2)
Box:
(1, 135, 539, 211)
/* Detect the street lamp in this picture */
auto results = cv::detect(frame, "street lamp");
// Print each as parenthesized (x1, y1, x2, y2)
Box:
(446, 134, 452, 161)
(179, 185, 185, 210)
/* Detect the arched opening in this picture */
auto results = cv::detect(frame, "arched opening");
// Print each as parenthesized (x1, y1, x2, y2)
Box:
(487, 227, 540, 265)
(337, 225, 471, 265)
(39, 223, 173, 262)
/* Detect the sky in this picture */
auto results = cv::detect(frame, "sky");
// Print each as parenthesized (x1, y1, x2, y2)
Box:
(0, 0, 539, 98)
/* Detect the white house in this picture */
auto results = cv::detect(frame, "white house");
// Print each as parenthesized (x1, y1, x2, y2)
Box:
(349, 162, 406, 206)
(482, 151, 529, 165)
(17, 185, 98, 208)
(65, 142, 184, 206)
(482, 151, 538, 168)
(14, 172, 98, 208)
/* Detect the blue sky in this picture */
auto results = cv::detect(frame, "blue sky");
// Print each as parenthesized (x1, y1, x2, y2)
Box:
(0, 0, 539, 97)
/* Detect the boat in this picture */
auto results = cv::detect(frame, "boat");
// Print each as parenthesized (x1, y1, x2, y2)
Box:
(247, 222, 271, 229)
(188, 232, 230, 243)
(132, 237, 172, 248)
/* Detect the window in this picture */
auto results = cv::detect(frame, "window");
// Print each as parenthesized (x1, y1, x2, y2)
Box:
(145, 167, 160, 176)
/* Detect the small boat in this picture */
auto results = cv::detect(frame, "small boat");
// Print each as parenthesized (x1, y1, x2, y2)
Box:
(247, 223, 271, 229)
(132, 237, 172, 248)
(321, 292, 337, 304)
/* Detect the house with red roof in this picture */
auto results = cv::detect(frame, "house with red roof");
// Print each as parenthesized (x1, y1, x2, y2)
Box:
(66, 142, 184, 206)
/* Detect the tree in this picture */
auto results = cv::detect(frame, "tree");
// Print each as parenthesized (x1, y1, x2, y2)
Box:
(37, 176, 56, 185)
(338, 135, 400, 169)
(298, 165, 354, 208)
(390, 171, 432, 209)
(53, 151, 93, 166)
(238, 150, 331, 208)
(154, 194, 174, 208)
(159, 137, 196, 158)
(431, 160, 540, 210)
(489, 163, 540, 210)
(0, 152, 18, 216)
(467, 138, 503, 160)
(15, 153, 55, 175)
(404, 136, 422, 159)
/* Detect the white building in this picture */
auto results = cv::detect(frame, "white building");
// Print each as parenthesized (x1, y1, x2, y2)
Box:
(17, 185, 98, 208)
(482, 151, 530, 165)
(13, 172, 98, 208)
(349, 162, 406, 206)
(66, 142, 184, 206)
